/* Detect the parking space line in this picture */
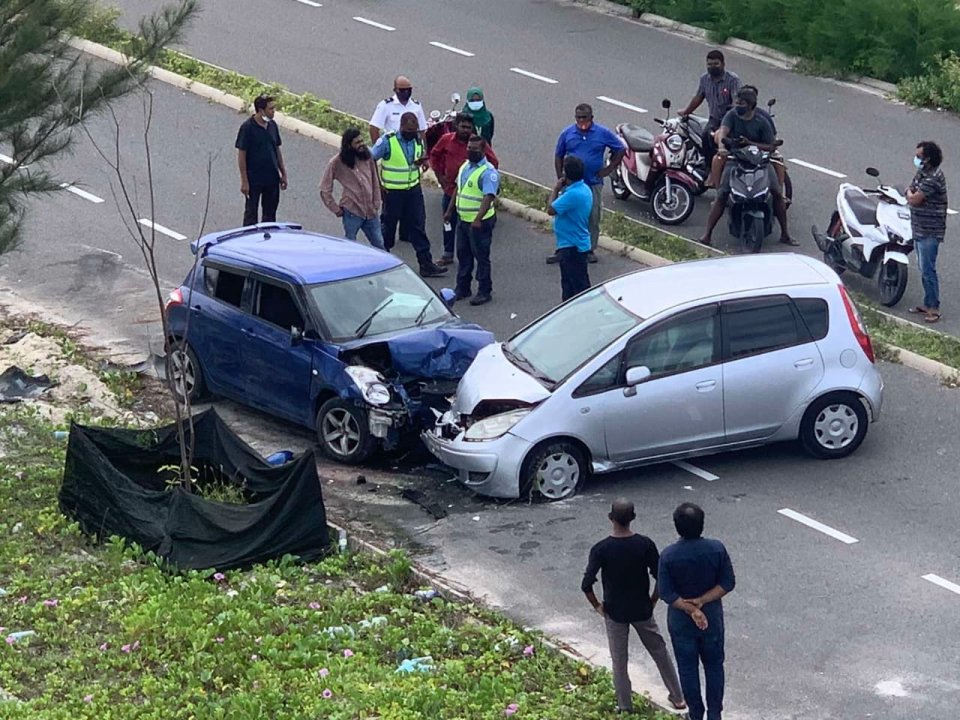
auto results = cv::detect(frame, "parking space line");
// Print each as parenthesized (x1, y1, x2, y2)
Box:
(138, 219, 187, 241)
(60, 183, 105, 204)
(948, 209, 958, 216)
(294, 0, 321, 5)
(0, 153, 28, 168)
(596, 95, 647, 114)
(922, 573, 960, 596)
(429, 41, 474, 57)
(509, 67, 558, 85)
(353, 16, 395, 31)
(778, 508, 858, 544)
(788, 158, 847, 179)
(672, 461, 718, 482)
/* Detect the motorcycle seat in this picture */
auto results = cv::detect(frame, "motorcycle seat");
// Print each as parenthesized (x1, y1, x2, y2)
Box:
(844, 189, 879, 227)
(621, 124, 655, 152)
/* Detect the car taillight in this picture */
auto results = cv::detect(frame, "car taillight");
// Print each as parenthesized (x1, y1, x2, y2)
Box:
(838, 284, 874, 363)
(165, 288, 184, 313)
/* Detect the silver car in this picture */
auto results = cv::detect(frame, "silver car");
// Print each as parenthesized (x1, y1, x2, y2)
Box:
(422, 254, 883, 501)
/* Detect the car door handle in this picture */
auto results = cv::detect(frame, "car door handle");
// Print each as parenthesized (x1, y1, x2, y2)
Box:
(695, 380, 717, 391)
(794, 358, 815, 369)
(190, 305, 202, 313)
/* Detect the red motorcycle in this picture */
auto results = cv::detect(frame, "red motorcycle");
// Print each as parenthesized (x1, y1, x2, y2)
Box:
(609, 99, 700, 225)
(425, 92, 461, 154)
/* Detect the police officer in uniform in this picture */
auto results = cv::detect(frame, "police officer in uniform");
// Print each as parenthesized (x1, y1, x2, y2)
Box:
(368, 76, 427, 143)
(370, 112, 448, 278)
(444, 135, 499, 306)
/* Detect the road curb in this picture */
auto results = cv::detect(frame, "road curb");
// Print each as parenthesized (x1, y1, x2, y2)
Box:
(893, 347, 957, 382)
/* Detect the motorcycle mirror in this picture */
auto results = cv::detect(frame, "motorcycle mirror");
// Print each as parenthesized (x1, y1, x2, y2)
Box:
(865, 167, 880, 177)
(767, 98, 776, 107)
(661, 99, 671, 109)
(451, 92, 461, 105)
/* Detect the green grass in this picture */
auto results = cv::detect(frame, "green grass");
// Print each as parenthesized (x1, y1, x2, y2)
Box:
(855, 298, 960, 371)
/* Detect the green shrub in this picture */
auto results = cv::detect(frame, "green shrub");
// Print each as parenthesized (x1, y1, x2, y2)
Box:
(898, 53, 960, 112)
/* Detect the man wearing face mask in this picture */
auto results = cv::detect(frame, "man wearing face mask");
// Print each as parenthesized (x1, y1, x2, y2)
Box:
(549, 103, 625, 265)
(235, 94, 287, 226)
(906, 141, 948, 324)
(320, 128, 384, 249)
(700, 87, 795, 248)
(370, 113, 448, 277)
(680, 50, 741, 170)
(368, 76, 427, 144)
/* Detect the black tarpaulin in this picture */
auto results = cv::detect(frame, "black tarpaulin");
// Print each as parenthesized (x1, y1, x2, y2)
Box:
(58, 409, 330, 571)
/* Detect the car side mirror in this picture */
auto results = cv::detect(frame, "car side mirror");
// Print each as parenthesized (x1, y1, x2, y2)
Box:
(440, 287, 456, 307)
(768, 97, 776, 108)
(623, 366, 651, 396)
(290, 326, 304, 346)
(865, 167, 880, 178)
(451, 92, 461, 105)
(661, 98, 671, 109)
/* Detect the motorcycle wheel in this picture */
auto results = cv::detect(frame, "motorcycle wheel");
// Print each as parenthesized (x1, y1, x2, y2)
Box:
(651, 179, 694, 225)
(877, 261, 908, 307)
(610, 173, 630, 201)
(742, 218, 762, 254)
(822, 250, 846, 275)
(822, 223, 847, 275)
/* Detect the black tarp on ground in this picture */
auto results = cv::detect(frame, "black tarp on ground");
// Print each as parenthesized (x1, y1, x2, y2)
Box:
(58, 409, 330, 571)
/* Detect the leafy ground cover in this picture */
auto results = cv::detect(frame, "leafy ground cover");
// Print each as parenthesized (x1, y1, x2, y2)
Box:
(0, 317, 669, 719)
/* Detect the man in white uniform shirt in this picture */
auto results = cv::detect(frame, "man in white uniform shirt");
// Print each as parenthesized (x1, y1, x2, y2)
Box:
(369, 76, 427, 143)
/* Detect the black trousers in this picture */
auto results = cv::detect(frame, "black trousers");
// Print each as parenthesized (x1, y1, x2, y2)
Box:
(456, 216, 496, 296)
(243, 183, 280, 226)
(558, 246, 591, 301)
(381, 185, 433, 268)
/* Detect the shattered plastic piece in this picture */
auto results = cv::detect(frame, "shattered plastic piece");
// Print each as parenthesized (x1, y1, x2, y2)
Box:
(0, 367, 56, 403)
(374, 585, 390, 593)
(472, 516, 480, 522)
(414, 589, 439, 602)
(265, 450, 294, 466)
(6, 631, 35, 642)
(510, 313, 518, 319)
(52, 431, 68, 441)
(395, 656, 434, 674)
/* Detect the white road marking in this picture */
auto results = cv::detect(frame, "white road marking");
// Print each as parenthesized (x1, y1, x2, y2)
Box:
(948, 208, 958, 216)
(60, 183, 104, 204)
(596, 95, 647, 114)
(138, 218, 187, 241)
(922, 573, 960, 596)
(509, 67, 559, 85)
(294, 0, 321, 5)
(0, 153, 28, 168)
(429, 41, 474, 57)
(672, 461, 718, 482)
(352, 16, 395, 31)
(788, 158, 847, 179)
(777, 508, 858, 544)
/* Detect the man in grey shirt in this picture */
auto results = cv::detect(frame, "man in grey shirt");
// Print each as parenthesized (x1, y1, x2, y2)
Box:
(680, 50, 741, 166)
(907, 141, 948, 323)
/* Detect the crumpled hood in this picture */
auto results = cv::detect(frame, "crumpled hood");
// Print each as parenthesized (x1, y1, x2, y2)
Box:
(339, 322, 495, 379)
(453, 342, 551, 414)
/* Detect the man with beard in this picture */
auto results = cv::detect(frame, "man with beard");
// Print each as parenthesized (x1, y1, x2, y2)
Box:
(320, 128, 385, 249)
(679, 50, 741, 170)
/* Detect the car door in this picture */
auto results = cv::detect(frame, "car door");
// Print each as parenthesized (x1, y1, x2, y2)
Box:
(720, 295, 825, 443)
(241, 276, 315, 424)
(188, 263, 250, 398)
(587, 305, 724, 463)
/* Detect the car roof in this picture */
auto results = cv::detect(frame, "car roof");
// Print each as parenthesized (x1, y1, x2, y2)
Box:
(198, 225, 401, 284)
(604, 253, 834, 319)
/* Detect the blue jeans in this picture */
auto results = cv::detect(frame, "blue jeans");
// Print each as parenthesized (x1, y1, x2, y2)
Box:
(914, 236, 941, 310)
(441, 193, 458, 259)
(341, 209, 385, 249)
(668, 610, 725, 720)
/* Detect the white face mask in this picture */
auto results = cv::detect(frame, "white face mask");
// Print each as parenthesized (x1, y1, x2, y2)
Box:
(467, 100, 484, 112)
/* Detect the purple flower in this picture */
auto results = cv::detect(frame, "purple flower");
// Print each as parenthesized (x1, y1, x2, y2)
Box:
(322, 689, 333, 699)
(318, 667, 330, 678)
(99, 643, 108, 651)
(343, 648, 354, 658)
(121, 644, 132, 653)
(43, 599, 58, 608)
(523, 645, 535, 657)
(17, 596, 27, 604)
(308, 602, 321, 610)
(5, 636, 15, 645)
(213, 572, 226, 582)
(504, 703, 519, 716)
(83, 695, 93, 703)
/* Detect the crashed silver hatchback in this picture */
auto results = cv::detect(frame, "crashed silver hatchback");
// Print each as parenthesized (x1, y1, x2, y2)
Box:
(423, 254, 883, 500)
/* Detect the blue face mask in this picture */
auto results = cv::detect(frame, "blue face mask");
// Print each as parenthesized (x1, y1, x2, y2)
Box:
(914, 156, 924, 169)
(735, 106, 748, 117)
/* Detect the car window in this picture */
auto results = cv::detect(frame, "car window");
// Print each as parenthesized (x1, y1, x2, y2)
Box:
(255, 282, 304, 330)
(574, 353, 623, 396)
(624, 306, 719, 378)
(211, 267, 245, 308)
(794, 297, 829, 341)
(203, 266, 218, 296)
(722, 297, 809, 360)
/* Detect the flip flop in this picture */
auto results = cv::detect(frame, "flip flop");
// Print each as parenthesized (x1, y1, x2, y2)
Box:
(908, 306, 928, 314)
(925, 312, 942, 324)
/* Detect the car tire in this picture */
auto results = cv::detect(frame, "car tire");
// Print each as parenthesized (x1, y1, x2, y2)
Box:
(799, 392, 869, 459)
(316, 398, 375, 465)
(520, 440, 588, 501)
(168, 340, 204, 404)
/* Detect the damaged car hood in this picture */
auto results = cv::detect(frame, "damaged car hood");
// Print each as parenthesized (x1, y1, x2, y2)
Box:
(338, 321, 494, 379)
(453, 342, 552, 415)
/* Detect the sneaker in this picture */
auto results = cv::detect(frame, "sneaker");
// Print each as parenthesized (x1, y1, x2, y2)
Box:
(420, 264, 449, 278)
(435, 256, 455, 267)
(587, 251, 598, 264)
(545, 253, 560, 265)
(469, 294, 491, 306)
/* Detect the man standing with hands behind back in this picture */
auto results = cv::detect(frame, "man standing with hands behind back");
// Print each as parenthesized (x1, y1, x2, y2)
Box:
(582, 498, 686, 715)
(236, 94, 287, 226)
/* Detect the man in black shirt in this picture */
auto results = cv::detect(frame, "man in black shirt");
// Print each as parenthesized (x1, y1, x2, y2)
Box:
(235, 94, 288, 226)
(582, 499, 686, 714)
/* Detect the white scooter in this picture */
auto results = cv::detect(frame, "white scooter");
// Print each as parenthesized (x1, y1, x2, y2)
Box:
(811, 167, 914, 307)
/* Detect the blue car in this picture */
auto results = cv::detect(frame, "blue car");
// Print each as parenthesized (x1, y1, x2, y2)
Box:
(164, 223, 494, 464)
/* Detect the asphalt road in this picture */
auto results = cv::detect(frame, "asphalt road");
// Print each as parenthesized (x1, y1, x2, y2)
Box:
(2, 73, 959, 720)
(104, 0, 960, 335)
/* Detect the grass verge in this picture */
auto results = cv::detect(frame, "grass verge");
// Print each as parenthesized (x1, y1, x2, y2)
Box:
(853, 294, 960, 372)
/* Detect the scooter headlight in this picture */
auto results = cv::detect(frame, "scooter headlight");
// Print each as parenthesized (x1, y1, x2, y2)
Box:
(666, 134, 684, 152)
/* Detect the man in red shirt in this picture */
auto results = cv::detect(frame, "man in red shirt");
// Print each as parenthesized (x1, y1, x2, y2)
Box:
(429, 113, 499, 266)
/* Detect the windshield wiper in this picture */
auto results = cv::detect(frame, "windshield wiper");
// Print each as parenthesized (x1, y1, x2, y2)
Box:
(354, 297, 394, 338)
(503, 345, 555, 385)
(414, 296, 434, 327)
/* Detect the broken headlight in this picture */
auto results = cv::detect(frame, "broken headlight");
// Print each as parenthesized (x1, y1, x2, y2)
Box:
(463, 409, 531, 442)
(345, 365, 392, 406)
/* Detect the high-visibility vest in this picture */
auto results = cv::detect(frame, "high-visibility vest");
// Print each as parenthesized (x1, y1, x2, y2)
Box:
(379, 133, 423, 190)
(455, 161, 496, 222)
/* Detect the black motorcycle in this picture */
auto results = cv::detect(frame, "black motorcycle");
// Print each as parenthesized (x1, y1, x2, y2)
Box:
(723, 137, 784, 253)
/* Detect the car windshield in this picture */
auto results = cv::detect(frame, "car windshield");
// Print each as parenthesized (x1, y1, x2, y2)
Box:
(309, 265, 452, 341)
(505, 286, 641, 383)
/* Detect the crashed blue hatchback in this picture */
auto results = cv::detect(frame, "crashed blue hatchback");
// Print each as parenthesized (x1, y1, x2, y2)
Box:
(164, 223, 494, 464)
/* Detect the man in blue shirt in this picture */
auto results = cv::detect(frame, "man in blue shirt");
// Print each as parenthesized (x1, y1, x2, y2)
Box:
(547, 156, 592, 301)
(443, 135, 500, 306)
(658, 503, 735, 720)
(550, 103, 625, 265)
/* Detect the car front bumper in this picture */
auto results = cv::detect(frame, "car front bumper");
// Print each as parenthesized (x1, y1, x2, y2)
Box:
(421, 428, 531, 499)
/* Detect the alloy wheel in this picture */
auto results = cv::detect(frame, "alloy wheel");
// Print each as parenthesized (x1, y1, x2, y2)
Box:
(321, 408, 363, 457)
